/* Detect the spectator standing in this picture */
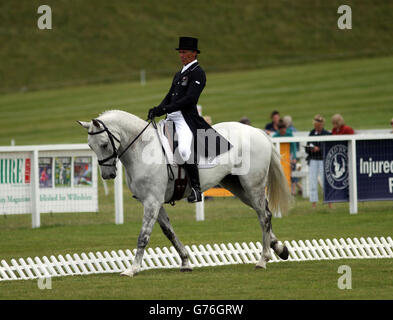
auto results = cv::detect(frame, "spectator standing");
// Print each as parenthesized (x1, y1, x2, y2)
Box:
(273, 120, 299, 195)
(282, 115, 301, 195)
(239, 116, 251, 126)
(283, 115, 297, 134)
(273, 120, 296, 161)
(265, 110, 280, 135)
(331, 114, 354, 135)
(306, 115, 332, 209)
(283, 114, 300, 158)
(390, 118, 393, 133)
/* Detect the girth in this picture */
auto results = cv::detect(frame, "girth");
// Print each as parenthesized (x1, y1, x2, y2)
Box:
(166, 166, 188, 206)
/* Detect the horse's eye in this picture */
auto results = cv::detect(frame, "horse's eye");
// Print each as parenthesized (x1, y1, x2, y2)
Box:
(102, 143, 108, 149)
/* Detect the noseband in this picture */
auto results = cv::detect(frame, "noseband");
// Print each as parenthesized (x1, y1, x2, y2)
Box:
(88, 118, 153, 167)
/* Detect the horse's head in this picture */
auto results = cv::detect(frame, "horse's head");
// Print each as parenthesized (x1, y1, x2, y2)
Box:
(77, 119, 120, 180)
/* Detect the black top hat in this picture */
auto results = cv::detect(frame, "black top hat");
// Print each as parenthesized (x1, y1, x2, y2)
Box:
(176, 37, 200, 54)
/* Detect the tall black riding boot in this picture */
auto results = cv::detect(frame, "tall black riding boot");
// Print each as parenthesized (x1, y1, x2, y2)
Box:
(183, 163, 202, 203)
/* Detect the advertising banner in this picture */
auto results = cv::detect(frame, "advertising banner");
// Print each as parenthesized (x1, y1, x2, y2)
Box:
(73, 157, 93, 187)
(323, 142, 349, 202)
(55, 157, 71, 187)
(39, 157, 53, 188)
(0, 152, 32, 214)
(0, 151, 98, 214)
(357, 139, 393, 201)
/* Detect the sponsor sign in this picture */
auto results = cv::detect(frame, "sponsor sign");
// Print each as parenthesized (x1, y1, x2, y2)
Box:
(357, 139, 393, 201)
(39, 157, 53, 188)
(0, 152, 97, 214)
(323, 142, 349, 202)
(0, 153, 32, 214)
(54, 157, 71, 187)
(73, 157, 93, 186)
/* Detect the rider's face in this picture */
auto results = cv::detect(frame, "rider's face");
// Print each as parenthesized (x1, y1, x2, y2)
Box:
(178, 50, 197, 65)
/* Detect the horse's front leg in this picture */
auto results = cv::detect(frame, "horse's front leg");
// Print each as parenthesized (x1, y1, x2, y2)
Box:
(157, 206, 192, 272)
(121, 200, 161, 277)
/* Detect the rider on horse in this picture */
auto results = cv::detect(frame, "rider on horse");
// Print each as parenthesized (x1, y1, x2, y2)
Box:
(148, 37, 232, 203)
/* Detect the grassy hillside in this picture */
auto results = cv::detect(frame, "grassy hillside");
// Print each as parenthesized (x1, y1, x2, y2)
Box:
(1, 0, 392, 92)
(0, 55, 392, 145)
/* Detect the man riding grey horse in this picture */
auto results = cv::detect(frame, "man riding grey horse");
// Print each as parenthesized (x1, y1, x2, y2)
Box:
(148, 37, 232, 203)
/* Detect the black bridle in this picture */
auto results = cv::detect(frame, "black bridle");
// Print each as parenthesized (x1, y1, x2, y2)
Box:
(88, 118, 154, 167)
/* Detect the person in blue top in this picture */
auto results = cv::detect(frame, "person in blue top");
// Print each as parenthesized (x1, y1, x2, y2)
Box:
(273, 120, 296, 159)
(283, 115, 297, 134)
(273, 120, 299, 196)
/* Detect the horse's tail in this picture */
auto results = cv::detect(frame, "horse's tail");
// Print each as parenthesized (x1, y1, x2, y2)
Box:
(266, 144, 292, 215)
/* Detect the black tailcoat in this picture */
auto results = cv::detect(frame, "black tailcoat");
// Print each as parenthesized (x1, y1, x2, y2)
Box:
(158, 62, 233, 163)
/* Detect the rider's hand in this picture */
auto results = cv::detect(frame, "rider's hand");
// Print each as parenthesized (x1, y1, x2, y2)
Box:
(149, 106, 167, 119)
(148, 107, 158, 120)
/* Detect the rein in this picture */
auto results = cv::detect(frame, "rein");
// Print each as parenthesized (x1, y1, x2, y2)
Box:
(88, 118, 154, 167)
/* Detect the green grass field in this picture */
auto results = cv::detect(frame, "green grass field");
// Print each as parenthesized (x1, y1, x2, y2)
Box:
(0, 192, 392, 299)
(1, 260, 392, 300)
(0, 55, 392, 299)
(1, 55, 393, 147)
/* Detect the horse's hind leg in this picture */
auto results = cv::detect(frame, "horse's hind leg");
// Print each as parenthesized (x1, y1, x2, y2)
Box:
(220, 175, 272, 268)
(157, 206, 192, 272)
(252, 197, 291, 267)
(265, 201, 289, 260)
(221, 175, 289, 268)
(252, 193, 274, 269)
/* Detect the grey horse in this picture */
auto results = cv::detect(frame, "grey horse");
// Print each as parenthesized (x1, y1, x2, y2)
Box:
(78, 110, 291, 277)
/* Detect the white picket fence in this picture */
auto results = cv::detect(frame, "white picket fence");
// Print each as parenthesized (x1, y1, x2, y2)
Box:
(0, 236, 392, 281)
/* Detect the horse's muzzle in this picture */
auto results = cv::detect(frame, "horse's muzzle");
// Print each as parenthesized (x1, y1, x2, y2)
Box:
(102, 172, 117, 180)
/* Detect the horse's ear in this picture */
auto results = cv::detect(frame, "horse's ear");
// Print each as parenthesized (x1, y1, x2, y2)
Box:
(92, 119, 101, 128)
(77, 121, 90, 130)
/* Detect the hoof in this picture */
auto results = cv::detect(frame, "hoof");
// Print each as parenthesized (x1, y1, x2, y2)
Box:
(278, 246, 289, 260)
(255, 261, 267, 269)
(180, 261, 192, 272)
(120, 268, 138, 277)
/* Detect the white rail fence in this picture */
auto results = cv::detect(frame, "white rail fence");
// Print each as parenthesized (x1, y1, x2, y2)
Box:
(0, 144, 123, 228)
(272, 133, 393, 215)
(1, 236, 392, 281)
(2, 133, 392, 226)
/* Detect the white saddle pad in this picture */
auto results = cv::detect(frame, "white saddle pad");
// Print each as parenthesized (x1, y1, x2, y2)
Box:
(156, 119, 218, 169)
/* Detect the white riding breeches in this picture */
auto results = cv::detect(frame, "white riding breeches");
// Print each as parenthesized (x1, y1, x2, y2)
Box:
(167, 112, 193, 162)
